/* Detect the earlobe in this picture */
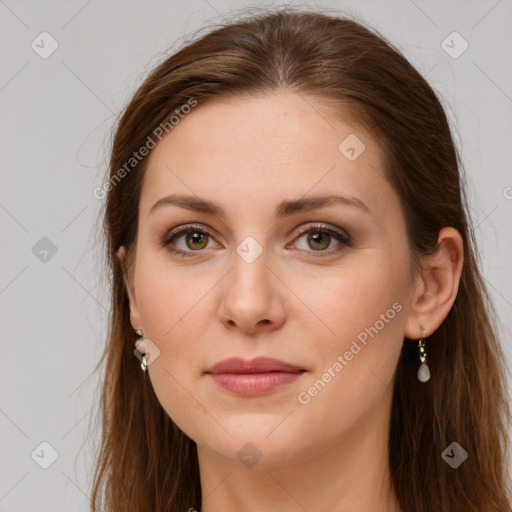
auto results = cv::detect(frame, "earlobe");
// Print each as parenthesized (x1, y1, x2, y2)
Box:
(404, 227, 464, 339)
(116, 245, 141, 330)
(116, 245, 126, 268)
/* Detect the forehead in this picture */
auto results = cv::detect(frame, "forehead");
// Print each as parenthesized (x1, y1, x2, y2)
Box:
(140, 92, 392, 221)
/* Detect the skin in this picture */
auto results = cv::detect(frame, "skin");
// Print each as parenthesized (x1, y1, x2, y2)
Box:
(117, 92, 464, 512)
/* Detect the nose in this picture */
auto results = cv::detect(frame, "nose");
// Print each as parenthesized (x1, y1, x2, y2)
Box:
(218, 250, 286, 334)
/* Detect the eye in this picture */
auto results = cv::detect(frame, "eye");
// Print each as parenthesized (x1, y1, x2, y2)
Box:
(160, 224, 219, 257)
(289, 223, 352, 257)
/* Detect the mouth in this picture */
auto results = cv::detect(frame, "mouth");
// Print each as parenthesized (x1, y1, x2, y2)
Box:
(204, 356, 307, 396)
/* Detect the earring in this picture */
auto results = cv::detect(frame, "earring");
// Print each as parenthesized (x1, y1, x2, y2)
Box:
(417, 326, 430, 383)
(134, 329, 148, 372)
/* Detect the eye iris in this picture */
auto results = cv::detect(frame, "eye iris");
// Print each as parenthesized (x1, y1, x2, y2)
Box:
(308, 231, 330, 250)
(186, 231, 208, 250)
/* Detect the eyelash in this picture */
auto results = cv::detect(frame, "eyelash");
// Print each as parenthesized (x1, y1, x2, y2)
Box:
(159, 222, 352, 258)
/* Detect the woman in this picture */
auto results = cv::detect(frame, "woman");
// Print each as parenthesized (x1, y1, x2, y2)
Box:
(91, 7, 511, 511)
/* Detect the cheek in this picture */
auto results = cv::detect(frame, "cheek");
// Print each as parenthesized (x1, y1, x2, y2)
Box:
(134, 260, 217, 438)
(307, 261, 405, 343)
(288, 273, 406, 449)
(297, 256, 408, 398)
(134, 254, 214, 348)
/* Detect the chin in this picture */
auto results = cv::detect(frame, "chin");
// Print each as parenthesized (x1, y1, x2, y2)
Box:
(193, 419, 309, 469)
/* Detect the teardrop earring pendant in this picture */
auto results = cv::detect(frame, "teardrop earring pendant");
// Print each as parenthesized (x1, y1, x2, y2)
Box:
(417, 330, 431, 383)
(134, 329, 148, 372)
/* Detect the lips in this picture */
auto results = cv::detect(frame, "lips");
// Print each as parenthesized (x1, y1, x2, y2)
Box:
(205, 356, 305, 375)
(204, 357, 306, 396)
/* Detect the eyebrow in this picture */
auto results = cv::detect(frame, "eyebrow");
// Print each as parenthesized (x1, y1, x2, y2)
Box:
(149, 193, 372, 219)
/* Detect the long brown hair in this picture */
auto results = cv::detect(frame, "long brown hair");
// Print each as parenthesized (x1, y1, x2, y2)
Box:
(91, 6, 511, 511)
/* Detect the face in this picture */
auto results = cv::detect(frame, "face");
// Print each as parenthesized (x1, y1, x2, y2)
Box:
(121, 92, 419, 468)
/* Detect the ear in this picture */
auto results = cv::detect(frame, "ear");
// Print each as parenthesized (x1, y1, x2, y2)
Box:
(116, 245, 142, 331)
(404, 227, 464, 339)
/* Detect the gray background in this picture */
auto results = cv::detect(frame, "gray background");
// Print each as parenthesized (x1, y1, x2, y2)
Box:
(1, 0, 511, 510)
